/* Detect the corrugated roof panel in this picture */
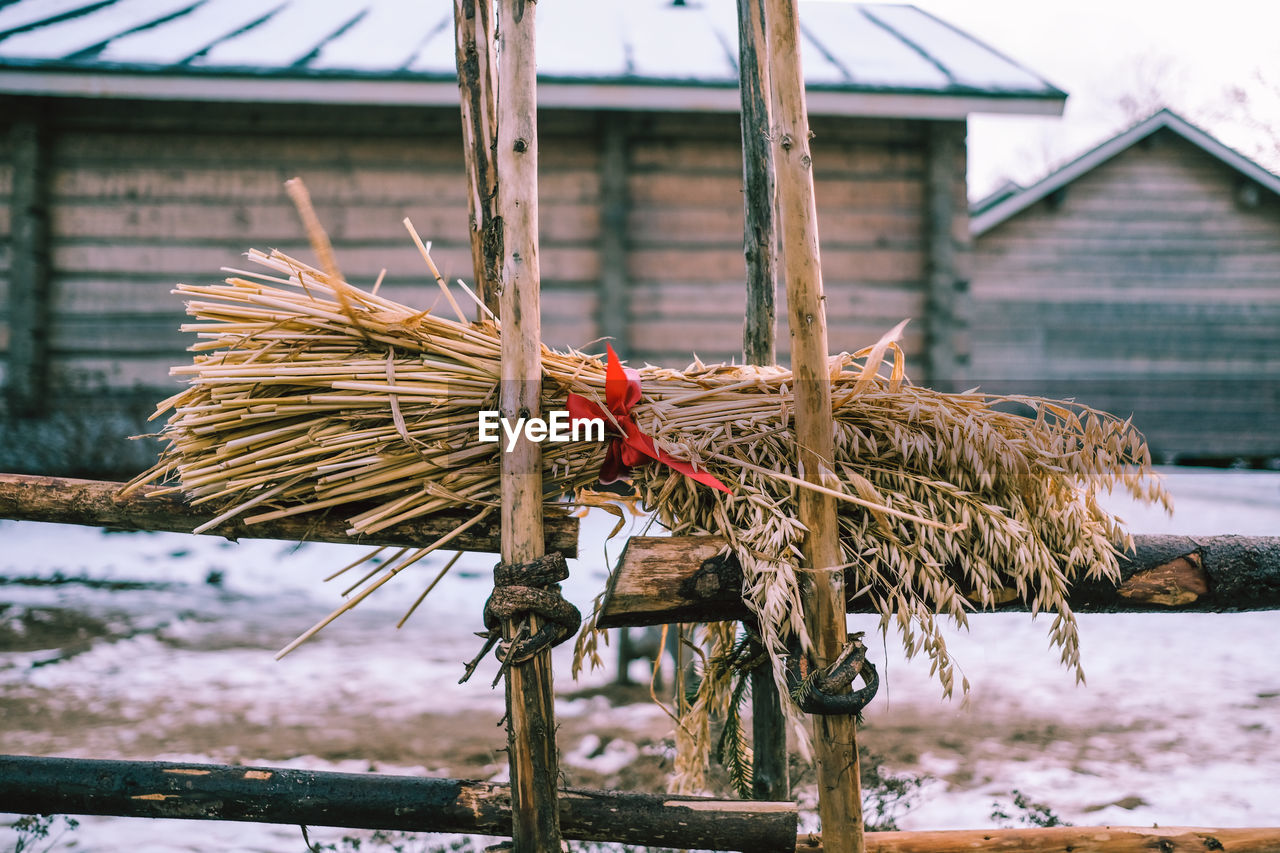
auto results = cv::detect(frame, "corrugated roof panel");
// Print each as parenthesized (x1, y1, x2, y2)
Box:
(309, 0, 444, 72)
(0, 0, 200, 59)
(192, 0, 369, 68)
(795, 23, 855, 85)
(863, 4, 1049, 91)
(0, 0, 1065, 115)
(698, 0, 849, 85)
(403, 12, 454, 74)
(0, 0, 107, 37)
(537, 0, 628, 79)
(96, 0, 280, 66)
(807, 4, 948, 88)
(621, 1, 736, 82)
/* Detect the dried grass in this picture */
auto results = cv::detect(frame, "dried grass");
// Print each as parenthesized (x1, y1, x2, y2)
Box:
(132, 241, 1168, 793)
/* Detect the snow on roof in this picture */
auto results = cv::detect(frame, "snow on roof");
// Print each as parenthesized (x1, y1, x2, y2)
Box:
(0, 0, 1065, 117)
(971, 109, 1280, 236)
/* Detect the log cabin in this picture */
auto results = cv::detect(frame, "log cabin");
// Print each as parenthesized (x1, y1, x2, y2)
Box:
(0, 0, 1063, 475)
(971, 109, 1280, 461)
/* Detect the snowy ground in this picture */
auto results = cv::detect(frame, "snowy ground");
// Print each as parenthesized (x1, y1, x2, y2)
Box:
(1, 468, 1278, 851)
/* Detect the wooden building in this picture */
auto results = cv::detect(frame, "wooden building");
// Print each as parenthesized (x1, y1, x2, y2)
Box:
(971, 110, 1280, 461)
(0, 0, 1064, 474)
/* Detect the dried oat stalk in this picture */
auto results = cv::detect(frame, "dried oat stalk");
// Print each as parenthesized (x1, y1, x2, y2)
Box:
(135, 246, 1168, 792)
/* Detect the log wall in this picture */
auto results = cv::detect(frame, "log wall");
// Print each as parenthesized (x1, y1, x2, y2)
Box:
(34, 101, 601, 390)
(0, 124, 13, 388)
(626, 113, 941, 368)
(972, 127, 1280, 458)
(0, 97, 958, 474)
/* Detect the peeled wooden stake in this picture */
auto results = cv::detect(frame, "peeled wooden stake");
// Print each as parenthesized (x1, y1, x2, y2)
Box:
(762, 0, 864, 849)
(491, 1, 562, 850)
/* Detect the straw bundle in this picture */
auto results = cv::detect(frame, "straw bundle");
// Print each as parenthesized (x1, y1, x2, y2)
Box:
(133, 239, 1167, 790)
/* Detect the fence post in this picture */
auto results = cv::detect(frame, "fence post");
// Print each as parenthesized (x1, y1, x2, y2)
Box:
(494, 1, 563, 850)
(763, 0, 865, 849)
(453, 0, 501, 318)
(735, 0, 790, 802)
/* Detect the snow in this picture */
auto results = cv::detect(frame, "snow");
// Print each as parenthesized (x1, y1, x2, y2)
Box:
(857, 468, 1280, 829)
(1, 468, 1278, 849)
(536, 0, 630, 80)
(96, 0, 284, 67)
(403, 10, 456, 76)
(309, 0, 449, 73)
(0, 0, 108, 38)
(619, 1, 736, 83)
(0, 0, 1061, 98)
(863, 3, 1052, 91)
(563, 733, 641, 777)
(191, 0, 369, 69)
(0, 0, 202, 61)
(798, 14, 857, 86)
(807, 4, 952, 88)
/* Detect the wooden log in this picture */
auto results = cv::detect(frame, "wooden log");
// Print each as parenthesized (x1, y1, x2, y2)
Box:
(4, 755, 1278, 853)
(493, 1, 562, 850)
(762, 1, 864, 849)
(596, 535, 1280, 628)
(0, 474, 579, 557)
(7, 118, 52, 417)
(599, 536, 739, 628)
(847, 826, 1280, 853)
(453, 0, 500, 318)
(0, 755, 797, 853)
(1074, 534, 1280, 611)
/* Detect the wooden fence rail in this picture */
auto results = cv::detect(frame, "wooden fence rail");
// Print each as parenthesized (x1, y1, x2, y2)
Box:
(2, 756, 1277, 853)
(828, 826, 1280, 853)
(0, 755, 795, 853)
(597, 534, 1280, 628)
(0, 474, 578, 556)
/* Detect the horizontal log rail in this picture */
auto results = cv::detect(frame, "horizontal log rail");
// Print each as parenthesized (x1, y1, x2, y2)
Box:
(0, 474, 578, 557)
(0, 755, 794, 853)
(597, 534, 1280, 628)
(1, 756, 1274, 853)
(842, 825, 1280, 853)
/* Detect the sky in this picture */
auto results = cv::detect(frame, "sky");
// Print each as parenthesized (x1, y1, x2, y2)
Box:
(902, 0, 1280, 198)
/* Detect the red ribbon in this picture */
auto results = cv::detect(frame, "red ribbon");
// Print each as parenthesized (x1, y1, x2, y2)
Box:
(567, 344, 731, 494)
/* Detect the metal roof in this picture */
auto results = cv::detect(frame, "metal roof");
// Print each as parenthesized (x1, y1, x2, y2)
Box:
(971, 109, 1280, 236)
(0, 0, 1065, 118)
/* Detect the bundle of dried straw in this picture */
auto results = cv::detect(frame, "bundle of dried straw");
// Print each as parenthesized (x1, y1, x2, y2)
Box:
(131, 219, 1167, 790)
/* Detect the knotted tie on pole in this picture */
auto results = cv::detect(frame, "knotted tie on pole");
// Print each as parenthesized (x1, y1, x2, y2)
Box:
(791, 632, 879, 716)
(461, 553, 581, 687)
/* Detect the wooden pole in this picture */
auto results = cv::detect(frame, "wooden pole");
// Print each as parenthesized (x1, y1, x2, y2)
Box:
(453, 0, 501, 318)
(0, 473, 578, 556)
(738, 0, 778, 368)
(494, 1, 562, 850)
(735, 0, 788, 801)
(0, 755, 797, 853)
(762, 0, 864, 849)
